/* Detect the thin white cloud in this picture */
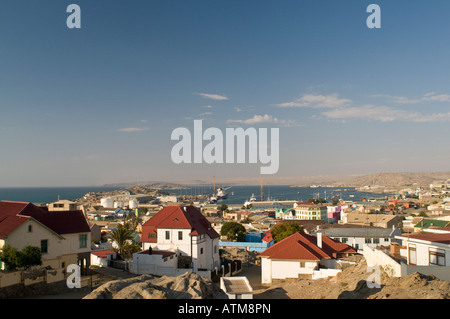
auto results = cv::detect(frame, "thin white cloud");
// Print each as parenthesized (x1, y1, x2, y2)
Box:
(276, 93, 352, 108)
(195, 93, 229, 101)
(227, 114, 295, 126)
(423, 92, 450, 102)
(372, 92, 450, 104)
(199, 112, 213, 116)
(117, 127, 149, 132)
(322, 105, 450, 123)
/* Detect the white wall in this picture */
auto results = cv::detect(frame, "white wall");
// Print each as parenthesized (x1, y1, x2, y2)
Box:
(362, 244, 401, 277)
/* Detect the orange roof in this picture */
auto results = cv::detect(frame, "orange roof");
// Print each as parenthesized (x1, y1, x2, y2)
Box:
(259, 232, 330, 261)
(259, 231, 356, 261)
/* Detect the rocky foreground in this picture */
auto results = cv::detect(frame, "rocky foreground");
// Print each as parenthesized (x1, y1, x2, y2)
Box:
(83, 272, 228, 299)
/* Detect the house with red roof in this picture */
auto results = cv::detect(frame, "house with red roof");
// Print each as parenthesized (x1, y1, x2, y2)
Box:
(133, 206, 220, 277)
(0, 201, 91, 272)
(259, 231, 356, 283)
(90, 249, 117, 268)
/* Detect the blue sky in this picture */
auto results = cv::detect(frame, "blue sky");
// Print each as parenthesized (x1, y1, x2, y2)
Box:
(1, 0, 450, 186)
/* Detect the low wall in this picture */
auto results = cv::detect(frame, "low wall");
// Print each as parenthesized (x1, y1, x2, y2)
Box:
(401, 263, 450, 281)
(0, 267, 91, 299)
(362, 244, 401, 277)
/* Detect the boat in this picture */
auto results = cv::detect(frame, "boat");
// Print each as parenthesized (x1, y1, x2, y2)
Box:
(216, 186, 229, 200)
(249, 193, 257, 202)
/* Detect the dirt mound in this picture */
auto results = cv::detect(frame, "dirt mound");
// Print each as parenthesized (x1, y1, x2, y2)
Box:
(221, 248, 259, 264)
(369, 272, 450, 299)
(83, 272, 228, 299)
(253, 255, 450, 299)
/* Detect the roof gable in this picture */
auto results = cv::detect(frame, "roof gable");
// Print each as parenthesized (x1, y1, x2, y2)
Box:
(0, 201, 91, 237)
(142, 206, 219, 242)
(259, 231, 356, 261)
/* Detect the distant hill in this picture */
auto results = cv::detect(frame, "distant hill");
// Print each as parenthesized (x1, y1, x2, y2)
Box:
(103, 181, 188, 189)
(329, 172, 450, 188)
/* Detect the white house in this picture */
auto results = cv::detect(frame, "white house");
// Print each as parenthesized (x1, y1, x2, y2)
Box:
(314, 226, 402, 252)
(90, 249, 117, 267)
(259, 231, 356, 284)
(133, 206, 220, 277)
(395, 233, 450, 267)
(0, 201, 91, 273)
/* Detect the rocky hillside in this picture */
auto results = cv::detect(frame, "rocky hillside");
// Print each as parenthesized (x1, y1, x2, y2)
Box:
(83, 272, 228, 299)
(329, 172, 450, 189)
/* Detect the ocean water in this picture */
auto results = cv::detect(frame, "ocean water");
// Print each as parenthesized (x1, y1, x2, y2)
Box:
(166, 185, 391, 205)
(0, 186, 122, 204)
(0, 185, 391, 205)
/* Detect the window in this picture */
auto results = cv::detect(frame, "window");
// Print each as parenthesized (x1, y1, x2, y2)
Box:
(200, 248, 203, 254)
(342, 238, 348, 243)
(409, 244, 417, 265)
(429, 248, 445, 266)
(79, 234, 87, 248)
(365, 238, 372, 244)
(373, 238, 380, 244)
(28, 225, 32, 233)
(41, 240, 48, 254)
(148, 234, 157, 239)
(165, 231, 170, 240)
(178, 231, 183, 240)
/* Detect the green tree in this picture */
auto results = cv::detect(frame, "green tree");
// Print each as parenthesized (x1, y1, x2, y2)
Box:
(110, 224, 134, 258)
(121, 243, 142, 260)
(220, 221, 246, 241)
(270, 222, 303, 243)
(217, 203, 228, 212)
(0, 245, 42, 271)
(19, 246, 42, 269)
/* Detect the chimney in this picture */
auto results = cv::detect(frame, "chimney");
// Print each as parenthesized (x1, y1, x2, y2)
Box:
(148, 246, 152, 255)
(317, 232, 322, 249)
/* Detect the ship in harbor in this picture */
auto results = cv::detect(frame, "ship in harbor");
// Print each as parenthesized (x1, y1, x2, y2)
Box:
(208, 176, 231, 203)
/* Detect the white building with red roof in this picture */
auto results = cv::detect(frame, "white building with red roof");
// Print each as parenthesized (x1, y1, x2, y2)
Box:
(0, 201, 91, 272)
(132, 206, 220, 277)
(259, 231, 356, 283)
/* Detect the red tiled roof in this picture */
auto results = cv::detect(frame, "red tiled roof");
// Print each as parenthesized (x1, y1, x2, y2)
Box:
(0, 201, 30, 238)
(91, 250, 115, 258)
(398, 233, 450, 245)
(261, 230, 273, 243)
(0, 201, 91, 238)
(259, 231, 356, 261)
(141, 206, 219, 242)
